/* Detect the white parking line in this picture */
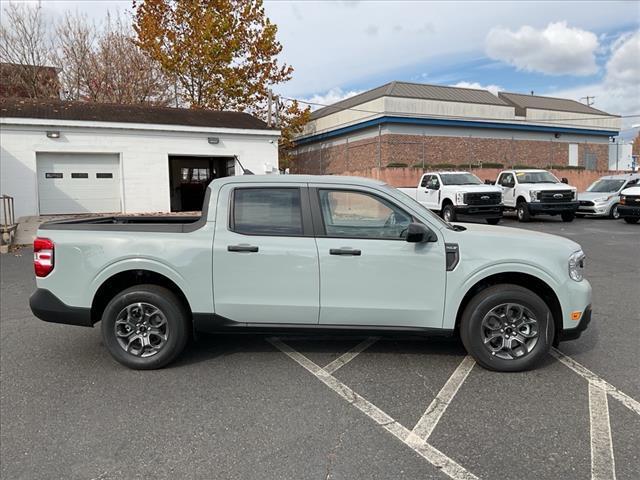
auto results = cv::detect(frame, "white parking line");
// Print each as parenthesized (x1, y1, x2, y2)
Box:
(589, 382, 617, 480)
(322, 337, 379, 374)
(551, 348, 640, 416)
(267, 337, 479, 480)
(407, 356, 476, 445)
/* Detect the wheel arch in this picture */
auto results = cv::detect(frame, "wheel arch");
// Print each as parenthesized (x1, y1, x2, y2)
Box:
(454, 272, 562, 345)
(91, 269, 192, 324)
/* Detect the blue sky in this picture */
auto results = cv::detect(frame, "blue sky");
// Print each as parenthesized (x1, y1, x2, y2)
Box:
(25, 0, 640, 127)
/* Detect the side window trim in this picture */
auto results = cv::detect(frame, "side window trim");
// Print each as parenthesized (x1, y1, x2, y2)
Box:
(309, 186, 415, 241)
(227, 185, 313, 237)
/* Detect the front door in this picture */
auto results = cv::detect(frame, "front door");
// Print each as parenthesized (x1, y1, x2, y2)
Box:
(498, 172, 516, 207)
(212, 184, 319, 324)
(311, 186, 446, 328)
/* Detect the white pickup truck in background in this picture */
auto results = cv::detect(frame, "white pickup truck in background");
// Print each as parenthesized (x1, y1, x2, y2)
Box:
(495, 169, 579, 222)
(399, 171, 503, 224)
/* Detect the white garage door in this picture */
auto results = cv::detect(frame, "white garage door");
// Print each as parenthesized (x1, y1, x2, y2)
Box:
(37, 153, 121, 214)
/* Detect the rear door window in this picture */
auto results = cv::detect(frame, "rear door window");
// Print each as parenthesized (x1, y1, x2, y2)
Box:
(231, 188, 303, 236)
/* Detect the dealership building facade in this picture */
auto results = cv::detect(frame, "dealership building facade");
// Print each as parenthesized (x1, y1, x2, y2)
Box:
(290, 82, 621, 175)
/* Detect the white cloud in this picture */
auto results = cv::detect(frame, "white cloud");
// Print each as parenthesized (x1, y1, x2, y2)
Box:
(450, 81, 502, 96)
(301, 87, 363, 110)
(546, 30, 640, 128)
(485, 21, 599, 75)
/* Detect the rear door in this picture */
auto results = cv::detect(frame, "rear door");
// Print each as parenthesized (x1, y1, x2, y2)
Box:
(212, 183, 320, 324)
(311, 184, 446, 328)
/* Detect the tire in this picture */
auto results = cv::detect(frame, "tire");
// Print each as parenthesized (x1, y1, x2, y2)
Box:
(561, 212, 575, 222)
(624, 217, 639, 224)
(442, 204, 457, 222)
(459, 284, 554, 372)
(516, 201, 530, 222)
(486, 218, 500, 225)
(101, 284, 190, 370)
(608, 204, 620, 219)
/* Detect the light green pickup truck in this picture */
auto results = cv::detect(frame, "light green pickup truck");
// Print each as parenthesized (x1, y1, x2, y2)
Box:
(30, 175, 591, 371)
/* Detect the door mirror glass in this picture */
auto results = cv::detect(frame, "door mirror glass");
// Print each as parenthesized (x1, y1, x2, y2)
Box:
(405, 222, 436, 243)
(561, 177, 569, 184)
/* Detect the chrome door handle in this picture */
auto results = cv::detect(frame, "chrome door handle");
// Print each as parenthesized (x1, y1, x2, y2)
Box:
(227, 245, 259, 253)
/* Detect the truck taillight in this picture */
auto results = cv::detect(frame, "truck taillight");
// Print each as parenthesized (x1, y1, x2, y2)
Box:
(34, 237, 54, 277)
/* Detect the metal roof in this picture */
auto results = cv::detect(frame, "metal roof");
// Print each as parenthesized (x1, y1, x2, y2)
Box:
(0, 99, 276, 130)
(309, 81, 509, 120)
(498, 92, 616, 116)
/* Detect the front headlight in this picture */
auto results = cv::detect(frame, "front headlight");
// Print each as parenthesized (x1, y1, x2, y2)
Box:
(594, 196, 610, 203)
(571, 190, 577, 200)
(455, 192, 466, 205)
(568, 250, 586, 282)
(530, 190, 540, 202)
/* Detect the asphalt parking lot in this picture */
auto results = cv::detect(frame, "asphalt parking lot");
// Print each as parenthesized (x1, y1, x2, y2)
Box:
(1, 216, 638, 480)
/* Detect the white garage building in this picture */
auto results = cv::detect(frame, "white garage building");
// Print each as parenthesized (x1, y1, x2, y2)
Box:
(0, 99, 280, 219)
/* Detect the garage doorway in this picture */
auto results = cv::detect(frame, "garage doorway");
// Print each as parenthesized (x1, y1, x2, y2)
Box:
(36, 152, 121, 214)
(169, 155, 236, 212)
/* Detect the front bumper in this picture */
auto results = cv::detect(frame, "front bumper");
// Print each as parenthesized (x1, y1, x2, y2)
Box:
(557, 278, 592, 342)
(577, 202, 612, 216)
(528, 201, 579, 215)
(29, 288, 94, 327)
(618, 205, 640, 218)
(454, 205, 503, 219)
(559, 305, 592, 341)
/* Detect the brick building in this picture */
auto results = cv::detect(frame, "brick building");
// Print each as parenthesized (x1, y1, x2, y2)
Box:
(0, 63, 60, 99)
(290, 82, 620, 174)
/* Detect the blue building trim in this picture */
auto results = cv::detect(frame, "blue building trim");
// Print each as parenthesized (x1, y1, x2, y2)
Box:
(295, 115, 618, 146)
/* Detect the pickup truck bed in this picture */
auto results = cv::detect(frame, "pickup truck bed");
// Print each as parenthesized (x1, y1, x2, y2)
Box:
(39, 215, 203, 233)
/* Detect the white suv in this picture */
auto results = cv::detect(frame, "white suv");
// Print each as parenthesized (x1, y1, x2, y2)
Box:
(496, 169, 579, 222)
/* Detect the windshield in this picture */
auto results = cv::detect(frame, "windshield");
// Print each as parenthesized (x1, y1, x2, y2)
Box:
(440, 173, 482, 185)
(387, 185, 453, 230)
(587, 179, 626, 193)
(516, 171, 559, 184)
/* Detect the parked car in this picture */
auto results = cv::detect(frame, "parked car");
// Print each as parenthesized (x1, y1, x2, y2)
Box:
(577, 173, 639, 219)
(30, 175, 591, 372)
(398, 171, 503, 224)
(618, 185, 640, 224)
(495, 169, 579, 222)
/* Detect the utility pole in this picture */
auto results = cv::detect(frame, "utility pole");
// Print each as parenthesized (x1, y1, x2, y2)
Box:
(580, 96, 595, 106)
(267, 90, 273, 127)
(274, 95, 280, 128)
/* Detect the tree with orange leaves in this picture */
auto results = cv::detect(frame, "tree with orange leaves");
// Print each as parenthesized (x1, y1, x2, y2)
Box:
(133, 0, 292, 112)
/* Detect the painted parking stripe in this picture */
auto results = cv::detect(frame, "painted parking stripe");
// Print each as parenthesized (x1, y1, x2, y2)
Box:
(267, 337, 479, 480)
(322, 337, 379, 374)
(407, 356, 476, 445)
(551, 348, 640, 416)
(589, 382, 617, 480)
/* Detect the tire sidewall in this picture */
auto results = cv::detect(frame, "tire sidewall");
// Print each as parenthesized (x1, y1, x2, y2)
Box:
(517, 202, 529, 222)
(610, 204, 620, 219)
(101, 285, 188, 369)
(460, 285, 553, 372)
(443, 204, 455, 222)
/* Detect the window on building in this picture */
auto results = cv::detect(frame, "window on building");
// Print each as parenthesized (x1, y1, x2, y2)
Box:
(71, 173, 88, 179)
(232, 188, 303, 236)
(96, 173, 113, 179)
(318, 189, 411, 239)
(45, 173, 63, 179)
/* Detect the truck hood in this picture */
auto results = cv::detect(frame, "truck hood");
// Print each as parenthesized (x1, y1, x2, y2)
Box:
(447, 222, 582, 261)
(578, 191, 617, 201)
(519, 183, 575, 191)
(621, 186, 640, 195)
(445, 185, 502, 193)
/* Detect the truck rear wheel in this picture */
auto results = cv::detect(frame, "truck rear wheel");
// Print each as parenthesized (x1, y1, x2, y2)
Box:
(459, 285, 553, 372)
(101, 284, 189, 370)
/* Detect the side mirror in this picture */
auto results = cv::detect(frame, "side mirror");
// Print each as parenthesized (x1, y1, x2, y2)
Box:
(561, 177, 569, 184)
(427, 184, 439, 190)
(505, 181, 515, 188)
(484, 179, 493, 185)
(406, 222, 437, 243)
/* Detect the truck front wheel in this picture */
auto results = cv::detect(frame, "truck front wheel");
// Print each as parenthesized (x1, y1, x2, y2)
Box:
(561, 212, 575, 222)
(459, 285, 554, 372)
(442, 204, 457, 222)
(101, 284, 190, 370)
(486, 218, 500, 225)
(516, 202, 530, 222)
